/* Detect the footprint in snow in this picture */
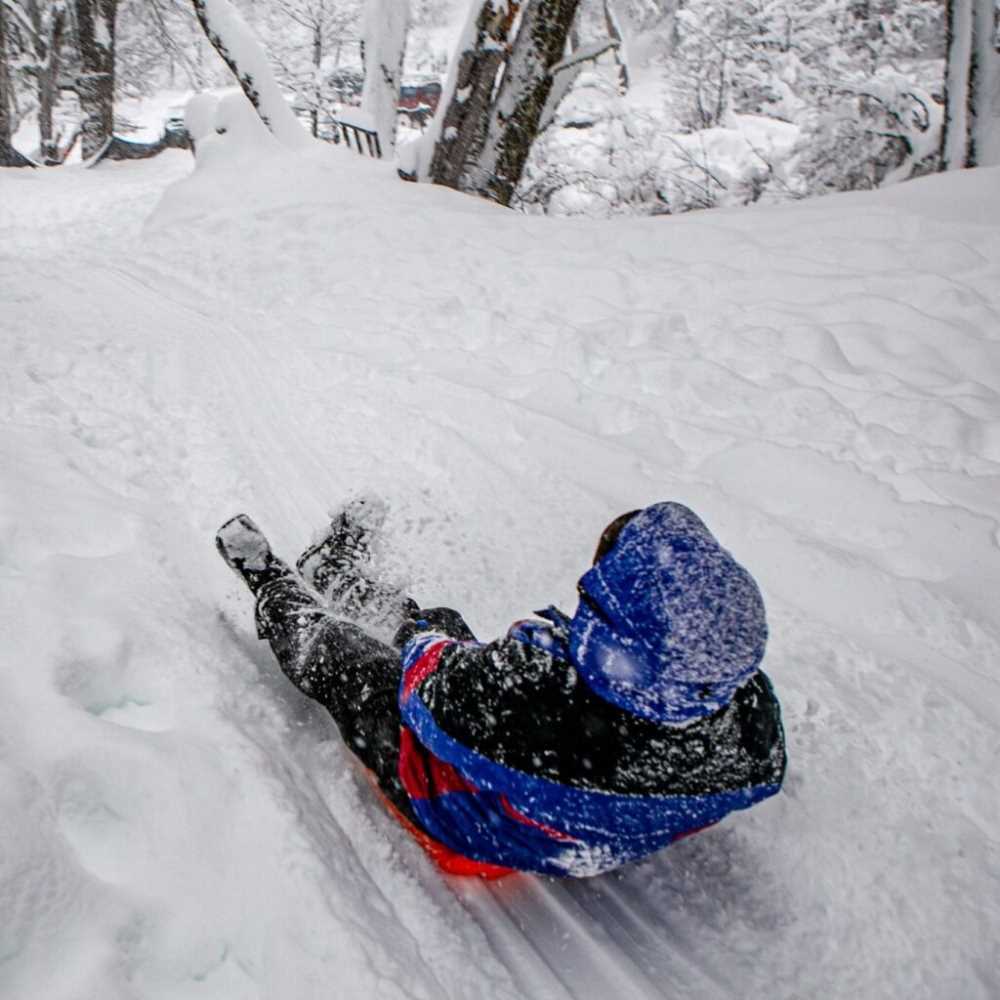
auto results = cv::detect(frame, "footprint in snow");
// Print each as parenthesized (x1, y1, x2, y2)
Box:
(54, 617, 174, 733)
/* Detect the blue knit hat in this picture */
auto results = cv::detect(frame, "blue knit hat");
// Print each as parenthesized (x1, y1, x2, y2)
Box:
(569, 503, 767, 724)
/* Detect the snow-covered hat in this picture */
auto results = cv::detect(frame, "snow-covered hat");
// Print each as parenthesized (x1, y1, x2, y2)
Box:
(570, 503, 767, 724)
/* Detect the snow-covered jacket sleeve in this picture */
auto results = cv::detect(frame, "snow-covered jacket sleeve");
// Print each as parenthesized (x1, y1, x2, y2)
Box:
(397, 612, 587, 775)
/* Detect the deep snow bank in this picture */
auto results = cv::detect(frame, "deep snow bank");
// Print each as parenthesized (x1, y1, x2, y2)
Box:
(2, 144, 999, 999)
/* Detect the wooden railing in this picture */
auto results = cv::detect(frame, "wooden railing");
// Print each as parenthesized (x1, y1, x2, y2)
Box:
(336, 120, 382, 159)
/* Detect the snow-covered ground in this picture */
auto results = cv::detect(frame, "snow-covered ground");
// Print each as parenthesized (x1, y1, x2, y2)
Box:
(1, 138, 998, 999)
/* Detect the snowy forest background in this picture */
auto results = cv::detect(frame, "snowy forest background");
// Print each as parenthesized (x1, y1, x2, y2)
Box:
(2, 0, 998, 217)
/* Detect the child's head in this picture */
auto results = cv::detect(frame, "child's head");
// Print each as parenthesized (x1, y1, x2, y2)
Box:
(573, 503, 767, 724)
(592, 509, 642, 565)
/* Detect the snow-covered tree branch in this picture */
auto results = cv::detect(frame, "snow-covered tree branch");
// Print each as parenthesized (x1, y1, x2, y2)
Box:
(359, 0, 408, 155)
(190, 0, 311, 149)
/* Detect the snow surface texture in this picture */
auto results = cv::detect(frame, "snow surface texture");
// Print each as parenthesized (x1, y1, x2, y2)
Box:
(2, 120, 999, 999)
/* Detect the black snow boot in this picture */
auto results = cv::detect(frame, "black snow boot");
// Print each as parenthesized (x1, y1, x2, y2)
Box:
(216, 514, 294, 594)
(296, 494, 388, 595)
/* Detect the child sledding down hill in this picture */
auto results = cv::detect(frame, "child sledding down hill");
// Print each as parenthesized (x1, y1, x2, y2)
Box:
(217, 500, 786, 878)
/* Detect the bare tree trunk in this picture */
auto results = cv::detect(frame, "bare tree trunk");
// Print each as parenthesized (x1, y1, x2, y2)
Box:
(941, 0, 1000, 168)
(312, 22, 321, 138)
(0, 2, 34, 166)
(463, 0, 582, 205)
(426, 1, 517, 188)
(37, 4, 68, 164)
(74, 0, 117, 160)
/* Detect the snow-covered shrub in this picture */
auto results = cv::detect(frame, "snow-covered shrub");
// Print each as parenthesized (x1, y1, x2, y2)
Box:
(664, 0, 784, 131)
(184, 88, 281, 168)
(793, 70, 943, 194)
(517, 68, 666, 218)
(518, 60, 801, 218)
(655, 115, 801, 212)
(519, 0, 945, 217)
(782, 0, 946, 193)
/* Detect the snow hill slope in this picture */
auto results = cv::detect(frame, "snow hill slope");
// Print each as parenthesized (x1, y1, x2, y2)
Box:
(1, 141, 999, 1000)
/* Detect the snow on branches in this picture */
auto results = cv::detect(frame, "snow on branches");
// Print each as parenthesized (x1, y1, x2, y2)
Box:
(190, 0, 311, 148)
(519, 0, 949, 217)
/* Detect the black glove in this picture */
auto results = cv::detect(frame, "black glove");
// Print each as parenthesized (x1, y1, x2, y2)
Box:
(393, 606, 478, 648)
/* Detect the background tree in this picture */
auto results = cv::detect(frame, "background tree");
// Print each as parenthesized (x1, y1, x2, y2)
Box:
(426, 0, 585, 205)
(264, 0, 361, 139)
(799, 0, 944, 191)
(465, 0, 583, 204)
(406, 0, 457, 79)
(190, 0, 310, 147)
(0, 0, 35, 164)
(74, 0, 116, 159)
(940, 0, 1000, 167)
(658, 0, 943, 194)
(5, 0, 69, 163)
(516, 0, 944, 216)
(425, 0, 517, 188)
(117, 0, 212, 95)
(359, 0, 408, 154)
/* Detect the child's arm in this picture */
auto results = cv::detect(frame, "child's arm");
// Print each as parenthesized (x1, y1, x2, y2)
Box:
(393, 606, 478, 648)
